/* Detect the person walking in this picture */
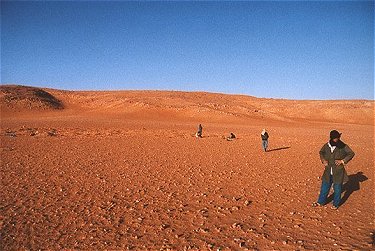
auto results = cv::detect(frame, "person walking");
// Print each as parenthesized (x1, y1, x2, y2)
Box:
(261, 129, 269, 152)
(313, 130, 355, 209)
(196, 124, 203, 138)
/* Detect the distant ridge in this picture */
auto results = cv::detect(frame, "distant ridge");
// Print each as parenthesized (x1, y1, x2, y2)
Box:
(0, 84, 373, 125)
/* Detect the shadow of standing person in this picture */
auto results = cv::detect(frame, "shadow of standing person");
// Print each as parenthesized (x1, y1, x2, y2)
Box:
(326, 172, 368, 206)
(340, 172, 368, 206)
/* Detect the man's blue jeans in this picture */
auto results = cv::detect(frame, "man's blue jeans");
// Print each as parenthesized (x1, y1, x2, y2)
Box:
(317, 175, 342, 207)
(262, 140, 268, 151)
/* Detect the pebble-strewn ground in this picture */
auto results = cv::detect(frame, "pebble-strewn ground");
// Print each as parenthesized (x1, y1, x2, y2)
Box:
(1, 116, 373, 250)
(1, 85, 374, 250)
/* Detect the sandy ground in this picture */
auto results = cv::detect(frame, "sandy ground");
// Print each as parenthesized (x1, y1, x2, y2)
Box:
(1, 85, 374, 250)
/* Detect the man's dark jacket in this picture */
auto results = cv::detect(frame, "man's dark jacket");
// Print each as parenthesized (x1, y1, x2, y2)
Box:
(319, 142, 355, 184)
(261, 132, 269, 140)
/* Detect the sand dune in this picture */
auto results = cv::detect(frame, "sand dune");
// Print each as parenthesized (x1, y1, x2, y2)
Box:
(0, 85, 64, 111)
(1, 85, 373, 126)
(1, 84, 374, 250)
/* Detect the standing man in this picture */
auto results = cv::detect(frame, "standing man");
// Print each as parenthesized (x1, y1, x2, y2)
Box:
(196, 124, 203, 138)
(313, 130, 355, 209)
(261, 129, 269, 152)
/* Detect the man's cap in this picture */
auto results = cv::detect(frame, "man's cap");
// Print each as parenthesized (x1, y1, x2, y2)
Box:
(330, 130, 342, 139)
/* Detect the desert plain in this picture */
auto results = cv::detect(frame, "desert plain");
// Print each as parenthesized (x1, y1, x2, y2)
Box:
(0, 85, 374, 250)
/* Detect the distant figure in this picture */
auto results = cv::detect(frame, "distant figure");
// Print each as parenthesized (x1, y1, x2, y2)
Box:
(226, 132, 236, 141)
(261, 129, 269, 152)
(196, 124, 203, 138)
(313, 130, 355, 210)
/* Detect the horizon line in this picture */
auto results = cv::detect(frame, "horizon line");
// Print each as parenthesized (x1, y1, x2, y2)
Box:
(1, 83, 374, 102)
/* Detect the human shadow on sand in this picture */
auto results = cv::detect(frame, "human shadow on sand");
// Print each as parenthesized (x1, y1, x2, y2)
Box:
(326, 172, 368, 206)
(266, 146, 291, 152)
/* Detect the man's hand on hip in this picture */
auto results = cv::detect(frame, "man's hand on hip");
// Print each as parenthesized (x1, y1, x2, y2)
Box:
(335, 160, 345, 165)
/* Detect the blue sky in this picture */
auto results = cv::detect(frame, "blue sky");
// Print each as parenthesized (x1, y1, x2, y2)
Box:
(1, 1, 374, 100)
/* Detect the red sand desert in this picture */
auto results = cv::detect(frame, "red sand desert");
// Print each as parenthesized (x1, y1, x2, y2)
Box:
(1, 85, 374, 250)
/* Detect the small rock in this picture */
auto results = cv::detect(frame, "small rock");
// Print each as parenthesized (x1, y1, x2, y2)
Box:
(232, 196, 241, 201)
(160, 224, 169, 230)
(232, 222, 241, 229)
(48, 129, 57, 136)
(30, 130, 39, 136)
